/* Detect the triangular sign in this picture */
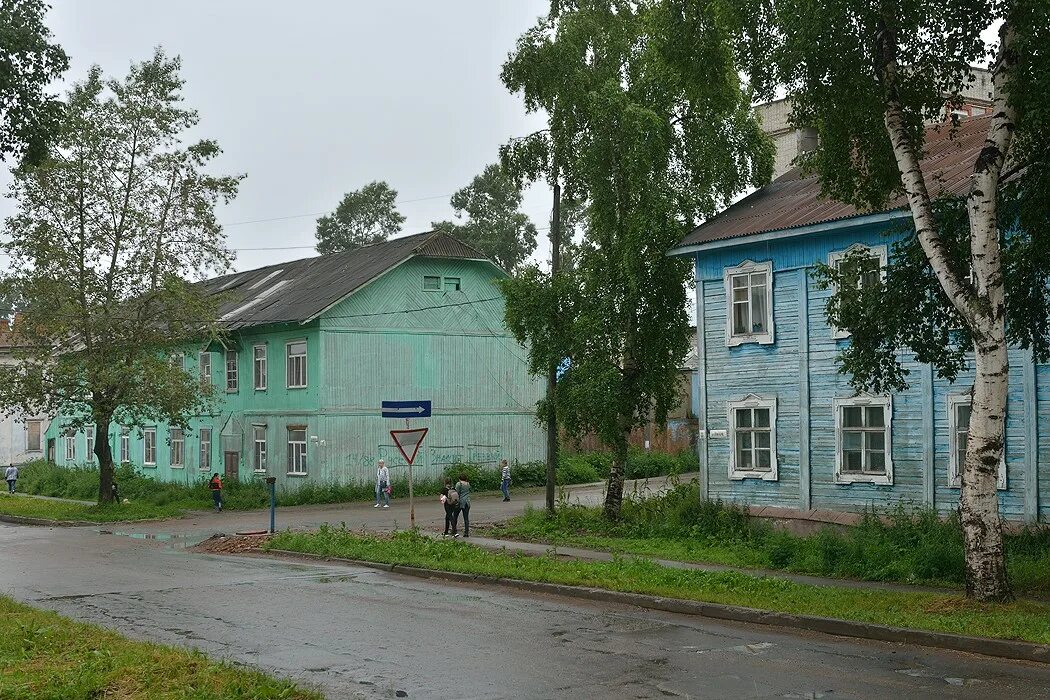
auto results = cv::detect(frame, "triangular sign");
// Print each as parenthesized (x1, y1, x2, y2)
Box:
(390, 428, 428, 466)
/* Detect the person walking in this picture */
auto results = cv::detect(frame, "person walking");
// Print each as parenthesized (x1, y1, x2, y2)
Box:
(208, 473, 223, 512)
(499, 459, 511, 502)
(455, 473, 471, 538)
(5, 465, 17, 494)
(440, 478, 459, 537)
(374, 459, 390, 508)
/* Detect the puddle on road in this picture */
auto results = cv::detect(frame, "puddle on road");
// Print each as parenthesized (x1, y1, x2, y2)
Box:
(97, 530, 201, 549)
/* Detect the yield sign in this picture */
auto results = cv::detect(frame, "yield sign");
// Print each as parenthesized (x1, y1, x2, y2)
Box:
(390, 428, 428, 466)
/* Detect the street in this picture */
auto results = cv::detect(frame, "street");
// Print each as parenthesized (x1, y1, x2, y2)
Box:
(2, 485, 1050, 699)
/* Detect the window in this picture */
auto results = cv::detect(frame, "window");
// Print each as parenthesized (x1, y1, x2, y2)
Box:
(119, 426, 130, 463)
(199, 352, 212, 387)
(828, 244, 888, 338)
(424, 275, 462, 292)
(253, 425, 267, 473)
(253, 345, 267, 390)
(225, 350, 238, 392)
(727, 395, 778, 481)
(724, 261, 774, 346)
(287, 427, 307, 474)
(26, 420, 42, 452)
(947, 396, 1006, 490)
(199, 427, 212, 471)
(834, 396, 892, 484)
(64, 431, 76, 461)
(143, 427, 157, 466)
(443, 276, 461, 292)
(423, 275, 442, 291)
(171, 353, 185, 370)
(86, 426, 95, 462)
(286, 340, 307, 388)
(170, 428, 184, 467)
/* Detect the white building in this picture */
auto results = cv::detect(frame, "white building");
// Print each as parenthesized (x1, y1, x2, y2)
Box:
(0, 322, 50, 466)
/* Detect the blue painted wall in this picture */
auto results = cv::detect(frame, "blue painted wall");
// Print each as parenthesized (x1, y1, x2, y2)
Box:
(691, 216, 1044, 522)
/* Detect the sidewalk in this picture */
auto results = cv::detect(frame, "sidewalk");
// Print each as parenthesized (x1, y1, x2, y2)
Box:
(6, 492, 95, 506)
(446, 533, 955, 596)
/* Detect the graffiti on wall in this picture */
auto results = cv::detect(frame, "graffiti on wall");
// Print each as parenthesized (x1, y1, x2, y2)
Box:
(343, 443, 502, 468)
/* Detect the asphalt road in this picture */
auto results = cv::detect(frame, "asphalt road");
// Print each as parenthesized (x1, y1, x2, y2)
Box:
(2, 482, 1050, 699)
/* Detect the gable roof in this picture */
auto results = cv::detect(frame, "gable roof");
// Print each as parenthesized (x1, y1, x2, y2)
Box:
(671, 115, 991, 253)
(202, 231, 493, 330)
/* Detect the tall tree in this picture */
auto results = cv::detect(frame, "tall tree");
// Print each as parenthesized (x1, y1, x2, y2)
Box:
(0, 0, 68, 164)
(0, 49, 242, 504)
(433, 163, 539, 273)
(315, 181, 405, 254)
(747, 0, 1049, 601)
(501, 0, 773, 518)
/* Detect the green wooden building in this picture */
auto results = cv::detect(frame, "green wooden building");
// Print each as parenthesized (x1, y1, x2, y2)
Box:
(45, 232, 546, 487)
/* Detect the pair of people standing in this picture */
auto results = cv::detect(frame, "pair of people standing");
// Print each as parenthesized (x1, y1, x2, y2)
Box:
(441, 474, 471, 537)
(374, 459, 391, 508)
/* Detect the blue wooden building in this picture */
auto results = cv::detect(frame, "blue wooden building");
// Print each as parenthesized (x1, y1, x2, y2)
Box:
(669, 117, 1047, 524)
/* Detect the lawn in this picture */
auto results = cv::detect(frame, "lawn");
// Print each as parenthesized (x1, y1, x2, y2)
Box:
(485, 483, 1050, 596)
(0, 595, 320, 699)
(0, 493, 184, 523)
(266, 527, 1050, 645)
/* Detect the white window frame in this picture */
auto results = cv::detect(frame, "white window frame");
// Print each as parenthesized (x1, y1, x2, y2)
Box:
(287, 426, 307, 475)
(286, 340, 308, 389)
(119, 426, 130, 464)
(724, 260, 774, 346)
(947, 395, 1006, 490)
(172, 352, 185, 370)
(727, 395, 778, 481)
(169, 427, 185, 468)
(253, 344, 268, 391)
(64, 431, 76, 461)
(199, 427, 212, 471)
(25, 419, 42, 453)
(198, 351, 212, 387)
(827, 244, 888, 339)
(225, 350, 239, 392)
(834, 395, 893, 485)
(253, 424, 267, 473)
(85, 426, 95, 462)
(143, 427, 157, 467)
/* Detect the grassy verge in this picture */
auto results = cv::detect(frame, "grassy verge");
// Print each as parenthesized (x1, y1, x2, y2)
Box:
(266, 527, 1050, 645)
(0, 595, 320, 699)
(0, 493, 184, 523)
(485, 483, 1050, 596)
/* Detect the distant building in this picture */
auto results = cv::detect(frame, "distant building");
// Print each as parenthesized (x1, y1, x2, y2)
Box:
(669, 116, 1047, 524)
(0, 320, 50, 466)
(46, 232, 545, 486)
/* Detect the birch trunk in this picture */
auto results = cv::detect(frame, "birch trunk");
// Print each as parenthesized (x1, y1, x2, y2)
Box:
(603, 431, 630, 519)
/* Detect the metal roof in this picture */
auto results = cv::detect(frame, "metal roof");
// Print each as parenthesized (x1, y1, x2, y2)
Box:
(672, 116, 991, 251)
(201, 231, 493, 330)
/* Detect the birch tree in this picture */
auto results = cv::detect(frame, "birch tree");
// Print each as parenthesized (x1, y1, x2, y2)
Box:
(745, 0, 1049, 601)
(501, 0, 773, 518)
(0, 49, 242, 504)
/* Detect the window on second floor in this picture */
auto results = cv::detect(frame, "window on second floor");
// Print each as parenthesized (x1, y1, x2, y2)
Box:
(827, 244, 888, 339)
(199, 352, 212, 388)
(724, 261, 774, 346)
(423, 275, 442, 291)
(443, 276, 461, 292)
(286, 340, 307, 388)
(253, 345, 267, 391)
(225, 350, 239, 392)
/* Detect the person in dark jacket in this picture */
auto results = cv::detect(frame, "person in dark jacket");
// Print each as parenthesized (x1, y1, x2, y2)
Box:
(454, 473, 471, 538)
(209, 473, 223, 512)
(440, 479, 459, 537)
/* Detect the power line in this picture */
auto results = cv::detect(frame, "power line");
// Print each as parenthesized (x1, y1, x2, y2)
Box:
(223, 193, 455, 227)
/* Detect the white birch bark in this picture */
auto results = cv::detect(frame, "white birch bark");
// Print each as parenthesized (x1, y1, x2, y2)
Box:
(877, 21, 1015, 601)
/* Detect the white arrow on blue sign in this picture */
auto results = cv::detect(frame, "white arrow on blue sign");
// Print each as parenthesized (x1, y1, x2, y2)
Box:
(381, 400, 432, 418)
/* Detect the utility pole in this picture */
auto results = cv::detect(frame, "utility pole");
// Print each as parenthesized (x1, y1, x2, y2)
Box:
(546, 177, 562, 514)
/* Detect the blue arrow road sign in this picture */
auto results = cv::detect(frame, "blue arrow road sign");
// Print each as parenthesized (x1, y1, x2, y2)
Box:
(381, 400, 432, 418)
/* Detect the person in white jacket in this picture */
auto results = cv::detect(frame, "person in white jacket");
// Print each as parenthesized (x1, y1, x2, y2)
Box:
(5, 465, 18, 494)
(374, 459, 390, 508)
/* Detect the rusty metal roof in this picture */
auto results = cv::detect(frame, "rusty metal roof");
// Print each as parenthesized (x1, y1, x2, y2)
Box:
(201, 231, 493, 330)
(672, 116, 990, 251)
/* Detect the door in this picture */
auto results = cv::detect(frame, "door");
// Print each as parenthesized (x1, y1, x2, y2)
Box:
(47, 438, 55, 463)
(224, 452, 239, 481)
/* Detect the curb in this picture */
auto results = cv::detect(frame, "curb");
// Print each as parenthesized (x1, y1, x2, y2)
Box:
(264, 548, 1050, 665)
(0, 514, 95, 527)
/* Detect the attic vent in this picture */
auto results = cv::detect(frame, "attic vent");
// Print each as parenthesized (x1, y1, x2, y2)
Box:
(248, 269, 285, 290)
(221, 279, 292, 321)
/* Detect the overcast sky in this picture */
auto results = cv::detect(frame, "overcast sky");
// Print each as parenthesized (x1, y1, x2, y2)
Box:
(0, 1, 555, 272)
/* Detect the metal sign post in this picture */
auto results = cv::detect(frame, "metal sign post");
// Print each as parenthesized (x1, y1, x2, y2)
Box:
(389, 425, 429, 531)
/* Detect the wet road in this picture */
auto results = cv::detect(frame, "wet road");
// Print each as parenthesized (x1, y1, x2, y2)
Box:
(1, 486, 1050, 698)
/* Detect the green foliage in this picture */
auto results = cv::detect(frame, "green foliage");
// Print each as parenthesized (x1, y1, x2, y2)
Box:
(0, 0, 68, 165)
(432, 163, 538, 274)
(267, 526, 1050, 644)
(0, 595, 320, 698)
(315, 180, 405, 255)
(500, 1, 772, 514)
(491, 485, 1050, 595)
(0, 49, 241, 503)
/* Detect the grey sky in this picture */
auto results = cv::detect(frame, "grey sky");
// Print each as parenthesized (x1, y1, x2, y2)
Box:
(1, 0, 554, 272)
